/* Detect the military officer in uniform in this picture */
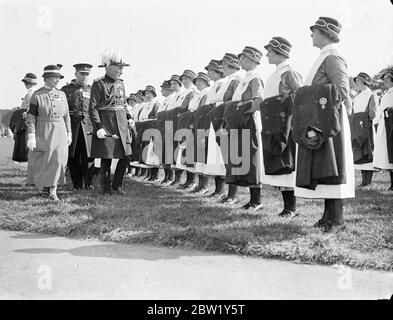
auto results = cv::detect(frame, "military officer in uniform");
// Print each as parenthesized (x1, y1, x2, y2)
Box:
(89, 50, 133, 195)
(61, 63, 95, 190)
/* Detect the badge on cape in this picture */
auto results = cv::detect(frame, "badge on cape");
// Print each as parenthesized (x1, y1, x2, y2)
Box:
(319, 97, 327, 109)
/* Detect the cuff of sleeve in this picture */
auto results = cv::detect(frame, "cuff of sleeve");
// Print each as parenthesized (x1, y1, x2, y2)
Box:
(126, 114, 131, 120)
(96, 122, 103, 130)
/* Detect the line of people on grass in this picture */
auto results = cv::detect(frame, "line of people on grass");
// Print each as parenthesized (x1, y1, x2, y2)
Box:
(10, 16, 393, 234)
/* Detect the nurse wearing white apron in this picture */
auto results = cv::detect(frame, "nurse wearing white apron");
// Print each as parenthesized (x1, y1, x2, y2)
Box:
(295, 17, 354, 233)
(373, 68, 393, 190)
(352, 72, 378, 187)
(263, 36, 303, 217)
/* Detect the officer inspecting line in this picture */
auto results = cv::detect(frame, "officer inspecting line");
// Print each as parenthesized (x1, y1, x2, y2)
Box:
(18, 16, 393, 234)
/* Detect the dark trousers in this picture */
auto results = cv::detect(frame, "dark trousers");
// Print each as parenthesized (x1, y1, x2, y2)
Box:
(100, 157, 130, 191)
(68, 128, 94, 189)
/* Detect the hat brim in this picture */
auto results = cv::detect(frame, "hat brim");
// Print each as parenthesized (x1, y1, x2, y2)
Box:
(221, 59, 240, 70)
(42, 73, 64, 79)
(310, 25, 340, 40)
(98, 63, 130, 68)
(180, 75, 194, 82)
(380, 71, 393, 80)
(169, 79, 182, 86)
(353, 76, 370, 85)
(21, 79, 37, 84)
(264, 44, 290, 58)
(204, 65, 224, 74)
(193, 78, 210, 86)
(145, 90, 157, 97)
(238, 53, 260, 65)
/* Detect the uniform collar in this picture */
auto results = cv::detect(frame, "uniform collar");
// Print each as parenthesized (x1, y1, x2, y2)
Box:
(276, 61, 289, 72)
(320, 43, 338, 55)
(104, 74, 116, 83)
(44, 85, 54, 90)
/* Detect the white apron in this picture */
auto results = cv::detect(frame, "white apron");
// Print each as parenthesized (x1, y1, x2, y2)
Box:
(261, 63, 296, 188)
(373, 87, 393, 170)
(230, 70, 265, 185)
(194, 79, 224, 174)
(295, 45, 355, 199)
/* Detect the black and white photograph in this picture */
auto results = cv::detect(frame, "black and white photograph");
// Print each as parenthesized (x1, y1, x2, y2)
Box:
(0, 0, 392, 305)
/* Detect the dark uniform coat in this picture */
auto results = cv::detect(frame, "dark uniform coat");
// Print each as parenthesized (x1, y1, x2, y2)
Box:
(61, 81, 93, 157)
(89, 74, 132, 159)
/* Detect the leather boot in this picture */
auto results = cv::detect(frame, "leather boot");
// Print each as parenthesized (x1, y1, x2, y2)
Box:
(324, 199, 346, 233)
(279, 191, 298, 217)
(208, 177, 226, 197)
(169, 170, 182, 187)
(220, 184, 239, 204)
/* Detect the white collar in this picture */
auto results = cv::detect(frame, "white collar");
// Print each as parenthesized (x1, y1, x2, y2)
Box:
(320, 43, 338, 55)
(387, 87, 393, 94)
(44, 85, 53, 90)
(227, 70, 240, 80)
(276, 61, 289, 72)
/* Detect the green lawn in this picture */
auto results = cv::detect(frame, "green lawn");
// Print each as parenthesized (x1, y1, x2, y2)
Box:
(0, 137, 392, 271)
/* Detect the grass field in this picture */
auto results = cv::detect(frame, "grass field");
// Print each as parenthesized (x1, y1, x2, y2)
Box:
(0, 137, 392, 271)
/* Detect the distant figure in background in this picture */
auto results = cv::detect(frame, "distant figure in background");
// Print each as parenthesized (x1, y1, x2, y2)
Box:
(61, 63, 95, 191)
(373, 68, 393, 190)
(351, 72, 378, 188)
(10, 73, 37, 162)
(26, 65, 72, 201)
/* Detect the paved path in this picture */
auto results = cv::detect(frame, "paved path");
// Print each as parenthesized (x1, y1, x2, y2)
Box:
(0, 230, 392, 299)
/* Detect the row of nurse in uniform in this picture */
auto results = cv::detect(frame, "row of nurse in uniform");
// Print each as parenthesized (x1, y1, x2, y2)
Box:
(351, 69, 393, 190)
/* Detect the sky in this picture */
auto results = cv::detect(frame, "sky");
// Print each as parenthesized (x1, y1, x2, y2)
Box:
(1, 0, 392, 109)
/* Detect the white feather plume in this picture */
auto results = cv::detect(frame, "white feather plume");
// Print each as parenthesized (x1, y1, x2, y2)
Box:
(101, 49, 124, 67)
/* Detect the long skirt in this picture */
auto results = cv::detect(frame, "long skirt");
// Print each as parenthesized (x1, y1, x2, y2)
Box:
(295, 106, 355, 199)
(373, 122, 393, 170)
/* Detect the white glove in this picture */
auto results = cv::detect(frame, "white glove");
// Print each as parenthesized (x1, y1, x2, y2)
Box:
(27, 133, 36, 150)
(67, 132, 72, 146)
(128, 119, 135, 127)
(96, 128, 107, 139)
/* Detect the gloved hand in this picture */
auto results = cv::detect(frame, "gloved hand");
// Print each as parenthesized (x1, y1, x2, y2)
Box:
(67, 132, 72, 146)
(96, 128, 107, 139)
(127, 119, 135, 127)
(27, 133, 36, 150)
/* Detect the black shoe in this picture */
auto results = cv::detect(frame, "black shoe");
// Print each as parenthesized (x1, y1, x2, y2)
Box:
(225, 197, 239, 205)
(190, 185, 201, 193)
(197, 188, 210, 195)
(85, 185, 94, 190)
(242, 202, 252, 210)
(112, 187, 126, 195)
(207, 191, 224, 198)
(278, 209, 299, 218)
(313, 219, 328, 229)
(323, 222, 346, 233)
(49, 194, 60, 201)
(248, 202, 263, 211)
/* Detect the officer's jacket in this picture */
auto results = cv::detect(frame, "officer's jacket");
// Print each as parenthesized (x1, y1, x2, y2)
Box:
(89, 74, 131, 159)
(61, 81, 94, 157)
(292, 83, 345, 189)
